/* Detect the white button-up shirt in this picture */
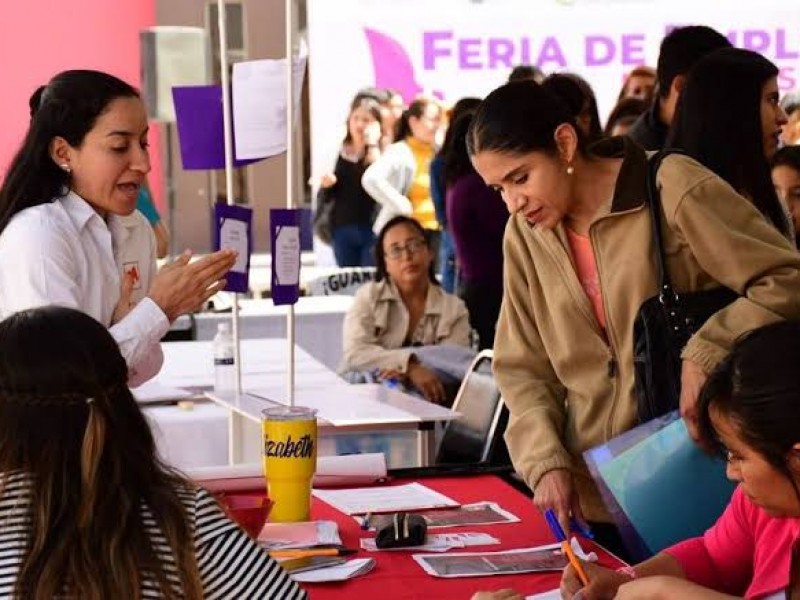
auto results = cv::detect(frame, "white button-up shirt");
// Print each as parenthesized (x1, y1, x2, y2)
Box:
(0, 191, 169, 386)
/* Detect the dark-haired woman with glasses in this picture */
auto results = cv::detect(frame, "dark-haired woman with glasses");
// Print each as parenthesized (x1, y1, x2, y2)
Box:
(341, 215, 470, 404)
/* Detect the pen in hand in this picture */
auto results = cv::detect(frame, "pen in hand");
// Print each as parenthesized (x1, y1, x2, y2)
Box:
(544, 509, 590, 586)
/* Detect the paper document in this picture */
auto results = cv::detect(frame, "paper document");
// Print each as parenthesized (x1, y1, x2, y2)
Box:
(232, 48, 307, 160)
(360, 532, 499, 553)
(526, 591, 561, 600)
(291, 558, 375, 583)
(250, 386, 420, 425)
(131, 380, 194, 404)
(358, 502, 519, 529)
(188, 453, 388, 492)
(413, 539, 597, 578)
(313, 482, 459, 515)
(258, 520, 341, 550)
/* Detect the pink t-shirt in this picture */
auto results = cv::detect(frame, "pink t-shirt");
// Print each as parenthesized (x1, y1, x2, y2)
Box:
(565, 228, 606, 330)
(665, 487, 800, 598)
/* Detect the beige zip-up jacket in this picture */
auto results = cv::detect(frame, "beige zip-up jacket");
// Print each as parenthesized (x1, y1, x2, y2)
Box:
(341, 279, 471, 373)
(498, 137, 800, 522)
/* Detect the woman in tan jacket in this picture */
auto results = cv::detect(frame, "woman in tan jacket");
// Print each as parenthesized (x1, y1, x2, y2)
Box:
(341, 215, 471, 404)
(467, 80, 800, 555)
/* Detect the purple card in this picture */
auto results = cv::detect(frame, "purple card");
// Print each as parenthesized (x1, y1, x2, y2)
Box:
(213, 203, 253, 294)
(270, 209, 301, 305)
(172, 85, 262, 170)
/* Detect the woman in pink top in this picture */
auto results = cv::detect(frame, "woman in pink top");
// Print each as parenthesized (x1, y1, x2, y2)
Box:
(560, 321, 800, 599)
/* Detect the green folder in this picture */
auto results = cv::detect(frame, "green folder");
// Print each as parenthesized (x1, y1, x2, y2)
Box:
(584, 411, 736, 561)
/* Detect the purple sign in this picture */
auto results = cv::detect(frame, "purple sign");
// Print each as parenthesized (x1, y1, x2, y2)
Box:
(172, 85, 262, 170)
(213, 203, 253, 294)
(270, 209, 301, 306)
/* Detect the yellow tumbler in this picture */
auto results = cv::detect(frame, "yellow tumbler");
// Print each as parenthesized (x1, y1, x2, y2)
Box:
(262, 405, 318, 523)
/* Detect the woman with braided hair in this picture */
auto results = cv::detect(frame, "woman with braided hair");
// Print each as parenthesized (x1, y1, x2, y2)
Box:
(0, 306, 305, 600)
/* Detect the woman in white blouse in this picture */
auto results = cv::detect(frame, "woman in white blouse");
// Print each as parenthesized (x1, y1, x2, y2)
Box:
(0, 70, 235, 386)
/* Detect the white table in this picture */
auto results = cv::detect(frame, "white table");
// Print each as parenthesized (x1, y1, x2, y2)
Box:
(142, 339, 458, 470)
(183, 296, 353, 371)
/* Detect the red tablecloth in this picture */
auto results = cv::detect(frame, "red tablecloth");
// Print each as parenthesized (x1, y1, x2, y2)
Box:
(226, 475, 625, 599)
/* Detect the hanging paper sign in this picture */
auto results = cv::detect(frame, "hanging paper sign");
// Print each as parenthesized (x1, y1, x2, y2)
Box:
(213, 203, 253, 293)
(270, 209, 302, 305)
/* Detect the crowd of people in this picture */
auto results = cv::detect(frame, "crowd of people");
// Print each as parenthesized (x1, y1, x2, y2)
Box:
(1, 19, 800, 599)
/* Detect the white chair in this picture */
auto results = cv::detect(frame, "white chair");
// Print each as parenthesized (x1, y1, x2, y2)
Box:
(435, 350, 510, 466)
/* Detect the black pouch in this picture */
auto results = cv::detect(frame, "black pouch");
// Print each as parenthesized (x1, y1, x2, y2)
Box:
(374, 512, 427, 549)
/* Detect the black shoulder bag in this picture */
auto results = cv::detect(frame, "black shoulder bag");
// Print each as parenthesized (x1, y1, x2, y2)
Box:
(633, 151, 738, 423)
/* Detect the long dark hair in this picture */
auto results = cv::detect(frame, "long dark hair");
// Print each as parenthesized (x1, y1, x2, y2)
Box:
(698, 321, 800, 502)
(667, 48, 789, 236)
(467, 80, 588, 159)
(0, 306, 202, 599)
(0, 70, 139, 234)
(374, 216, 438, 284)
(443, 112, 477, 186)
(343, 97, 383, 157)
(542, 73, 603, 143)
(394, 98, 438, 142)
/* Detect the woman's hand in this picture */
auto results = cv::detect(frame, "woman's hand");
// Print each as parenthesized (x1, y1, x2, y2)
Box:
(533, 469, 585, 536)
(561, 560, 631, 600)
(680, 359, 708, 444)
(407, 362, 446, 404)
(148, 249, 236, 322)
(112, 271, 136, 324)
(470, 589, 523, 600)
(320, 173, 337, 189)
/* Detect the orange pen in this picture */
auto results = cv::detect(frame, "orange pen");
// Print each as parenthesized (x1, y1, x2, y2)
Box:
(561, 540, 590, 586)
(268, 548, 356, 560)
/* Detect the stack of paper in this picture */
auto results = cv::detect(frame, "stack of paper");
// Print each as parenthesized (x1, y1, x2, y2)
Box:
(258, 521, 341, 550)
(292, 558, 376, 583)
(312, 482, 458, 515)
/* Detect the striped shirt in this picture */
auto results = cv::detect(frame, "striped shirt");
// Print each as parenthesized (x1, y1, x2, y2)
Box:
(0, 473, 306, 599)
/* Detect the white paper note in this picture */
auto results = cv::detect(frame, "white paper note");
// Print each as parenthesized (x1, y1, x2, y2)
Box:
(312, 482, 458, 515)
(275, 225, 300, 286)
(526, 591, 562, 600)
(231, 50, 307, 160)
(220, 218, 249, 274)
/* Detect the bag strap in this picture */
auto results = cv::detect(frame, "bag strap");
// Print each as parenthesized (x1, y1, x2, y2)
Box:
(645, 149, 683, 307)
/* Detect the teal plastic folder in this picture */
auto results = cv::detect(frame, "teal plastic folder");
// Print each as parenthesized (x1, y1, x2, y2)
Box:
(583, 411, 736, 561)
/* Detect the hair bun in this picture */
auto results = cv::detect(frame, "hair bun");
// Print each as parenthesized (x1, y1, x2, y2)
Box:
(28, 85, 48, 118)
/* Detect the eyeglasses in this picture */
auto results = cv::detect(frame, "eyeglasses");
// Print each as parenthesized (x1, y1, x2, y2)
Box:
(384, 238, 427, 260)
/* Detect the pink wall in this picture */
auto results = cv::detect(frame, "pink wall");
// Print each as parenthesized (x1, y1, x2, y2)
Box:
(0, 0, 164, 209)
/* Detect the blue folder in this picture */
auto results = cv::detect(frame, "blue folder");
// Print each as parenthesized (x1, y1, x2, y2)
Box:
(583, 411, 736, 561)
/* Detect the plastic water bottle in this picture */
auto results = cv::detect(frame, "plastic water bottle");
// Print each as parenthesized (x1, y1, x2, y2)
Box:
(213, 323, 236, 392)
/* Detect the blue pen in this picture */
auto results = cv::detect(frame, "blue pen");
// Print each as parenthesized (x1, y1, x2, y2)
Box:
(570, 516, 595, 540)
(543, 510, 594, 540)
(543, 509, 566, 541)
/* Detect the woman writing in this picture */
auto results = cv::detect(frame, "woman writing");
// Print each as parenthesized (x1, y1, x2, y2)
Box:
(0, 70, 235, 386)
(467, 80, 800, 554)
(341, 216, 471, 404)
(0, 306, 304, 599)
(561, 321, 800, 599)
